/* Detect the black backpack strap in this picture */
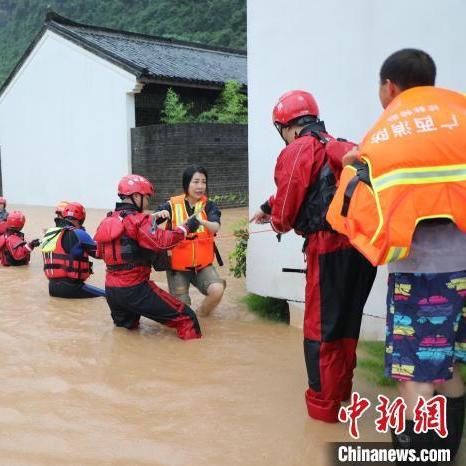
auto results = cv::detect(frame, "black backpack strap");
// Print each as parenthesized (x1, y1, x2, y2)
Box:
(341, 162, 371, 217)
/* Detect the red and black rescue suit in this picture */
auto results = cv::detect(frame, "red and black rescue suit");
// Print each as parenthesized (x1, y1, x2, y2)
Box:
(0, 229, 33, 266)
(263, 122, 377, 422)
(94, 203, 201, 340)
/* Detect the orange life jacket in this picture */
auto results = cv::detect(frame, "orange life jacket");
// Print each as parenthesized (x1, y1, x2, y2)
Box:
(327, 86, 466, 266)
(169, 194, 214, 271)
(42, 228, 92, 280)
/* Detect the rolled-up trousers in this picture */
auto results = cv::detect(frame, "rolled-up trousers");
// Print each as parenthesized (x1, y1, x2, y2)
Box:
(303, 231, 376, 422)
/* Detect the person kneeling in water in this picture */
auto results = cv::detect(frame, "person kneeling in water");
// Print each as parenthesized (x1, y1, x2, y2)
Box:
(41, 202, 105, 298)
(94, 174, 202, 340)
(0, 211, 39, 266)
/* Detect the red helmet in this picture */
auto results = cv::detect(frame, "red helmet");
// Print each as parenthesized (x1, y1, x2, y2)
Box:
(272, 90, 320, 126)
(6, 211, 25, 230)
(118, 174, 154, 197)
(63, 202, 86, 223)
(0, 196, 6, 207)
(55, 200, 69, 216)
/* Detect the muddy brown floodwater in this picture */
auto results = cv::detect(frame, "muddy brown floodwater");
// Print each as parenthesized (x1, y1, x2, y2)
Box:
(1, 205, 392, 466)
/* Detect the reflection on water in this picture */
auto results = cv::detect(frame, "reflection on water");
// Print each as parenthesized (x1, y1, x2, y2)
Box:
(0, 205, 390, 465)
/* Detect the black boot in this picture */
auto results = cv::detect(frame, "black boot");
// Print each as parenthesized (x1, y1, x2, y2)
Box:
(440, 395, 465, 463)
(391, 420, 437, 466)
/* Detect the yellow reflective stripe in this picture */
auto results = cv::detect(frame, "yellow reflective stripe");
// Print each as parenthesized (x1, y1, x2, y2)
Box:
(194, 200, 206, 233)
(415, 214, 454, 226)
(385, 246, 409, 263)
(194, 201, 204, 214)
(173, 203, 185, 227)
(373, 164, 466, 192)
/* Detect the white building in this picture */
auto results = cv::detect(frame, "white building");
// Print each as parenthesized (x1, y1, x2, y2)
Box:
(246, 0, 466, 338)
(0, 12, 246, 208)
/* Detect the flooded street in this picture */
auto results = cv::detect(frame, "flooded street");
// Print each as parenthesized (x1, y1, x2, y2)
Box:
(1, 205, 390, 465)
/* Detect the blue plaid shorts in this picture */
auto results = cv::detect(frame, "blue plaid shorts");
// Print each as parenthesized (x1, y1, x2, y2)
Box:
(385, 271, 466, 382)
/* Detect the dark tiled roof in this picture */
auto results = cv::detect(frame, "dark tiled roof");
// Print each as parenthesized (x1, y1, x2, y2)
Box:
(48, 12, 247, 87)
(0, 11, 247, 97)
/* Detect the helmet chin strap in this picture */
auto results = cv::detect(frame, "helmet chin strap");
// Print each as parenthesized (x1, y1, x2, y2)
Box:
(274, 123, 289, 145)
(129, 194, 144, 212)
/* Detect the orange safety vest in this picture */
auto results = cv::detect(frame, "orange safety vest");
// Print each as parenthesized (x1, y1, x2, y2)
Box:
(169, 194, 215, 271)
(327, 86, 466, 266)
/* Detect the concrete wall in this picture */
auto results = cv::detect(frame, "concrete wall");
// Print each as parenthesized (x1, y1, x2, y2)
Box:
(131, 123, 248, 208)
(0, 30, 138, 209)
(246, 0, 466, 339)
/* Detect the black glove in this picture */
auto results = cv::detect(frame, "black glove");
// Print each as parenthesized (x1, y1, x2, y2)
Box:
(28, 238, 40, 249)
(185, 215, 201, 234)
(260, 200, 272, 215)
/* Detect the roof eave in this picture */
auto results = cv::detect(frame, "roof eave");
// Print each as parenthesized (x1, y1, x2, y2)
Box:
(138, 75, 246, 91)
(49, 23, 146, 78)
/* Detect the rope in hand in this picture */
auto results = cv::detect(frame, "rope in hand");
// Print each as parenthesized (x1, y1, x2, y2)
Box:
(156, 217, 385, 321)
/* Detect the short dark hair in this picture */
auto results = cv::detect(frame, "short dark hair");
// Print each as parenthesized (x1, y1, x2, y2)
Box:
(380, 49, 436, 90)
(182, 164, 208, 194)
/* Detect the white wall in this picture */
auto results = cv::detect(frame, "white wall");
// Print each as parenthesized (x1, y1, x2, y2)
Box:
(0, 30, 138, 209)
(247, 0, 466, 338)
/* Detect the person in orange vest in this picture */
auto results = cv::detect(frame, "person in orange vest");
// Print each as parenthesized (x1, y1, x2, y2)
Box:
(381, 49, 465, 464)
(0, 197, 8, 235)
(154, 165, 225, 317)
(41, 202, 105, 299)
(94, 174, 202, 340)
(334, 49, 465, 463)
(0, 211, 40, 266)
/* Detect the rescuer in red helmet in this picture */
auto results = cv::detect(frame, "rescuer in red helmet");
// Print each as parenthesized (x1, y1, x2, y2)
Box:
(94, 174, 202, 340)
(251, 90, 376, 422)
(54, 201, 69, 222)
(40, 202, 105, 298)
(0, 210, 40, 266)
(0, 196, 8, 235)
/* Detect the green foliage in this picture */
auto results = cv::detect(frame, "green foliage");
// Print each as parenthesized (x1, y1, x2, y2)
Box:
(160, 88, 193, 124)
(160, 81, 248, 124)
(0, 0, 246, 86)
(229, 218, 248, 278)
(357, 341, 396, 387)
(209, 192, 248, 206)
(241, 294, 290, 324)
(197, 80, 247, 124)
(461, 364, 466, 382)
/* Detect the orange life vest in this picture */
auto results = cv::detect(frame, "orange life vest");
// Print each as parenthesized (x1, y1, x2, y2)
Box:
(327, 86, 466, 266)
(169, 194, 214, 271)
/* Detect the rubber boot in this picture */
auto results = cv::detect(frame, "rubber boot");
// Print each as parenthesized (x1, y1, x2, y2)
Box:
(441, 395, 465, 463)
(391, 420, 437, 466)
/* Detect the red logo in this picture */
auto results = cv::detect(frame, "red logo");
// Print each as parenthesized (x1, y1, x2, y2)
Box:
(338, 392, 371, 439)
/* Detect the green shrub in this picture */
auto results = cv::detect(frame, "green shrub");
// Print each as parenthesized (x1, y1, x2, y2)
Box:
(197, 80, 247, 124)
(241, 294, 290, 324)
(160, 81, 247, 124)
(229, 219, 248, 278)
(160, 88, 193, 123)
(210, 192, 248, 206)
